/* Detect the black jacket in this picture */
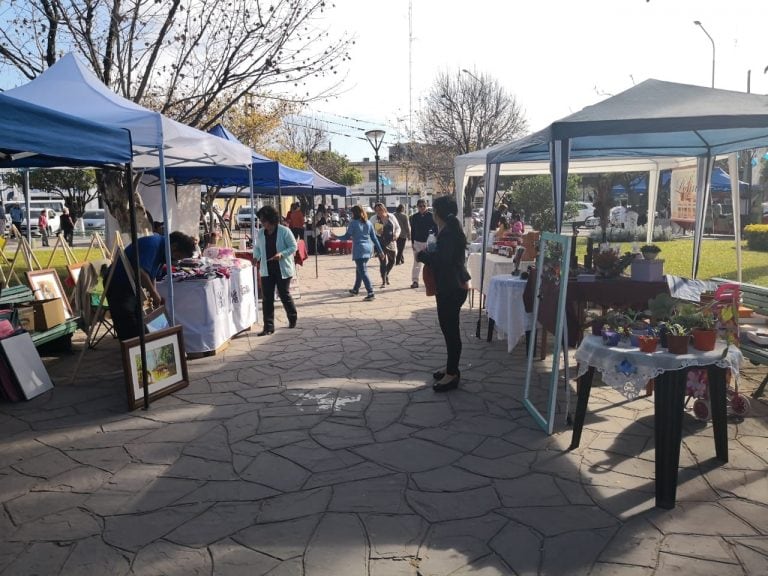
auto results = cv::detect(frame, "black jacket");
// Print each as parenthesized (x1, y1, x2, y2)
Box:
(410, 211, 436, 243)
(416, 216, 470, 296)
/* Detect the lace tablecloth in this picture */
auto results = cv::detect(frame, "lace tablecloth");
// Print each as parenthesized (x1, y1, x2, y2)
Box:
(486, 276, 530, 353)
(575, 335, 743, 399)
(468, 253, 519, 294)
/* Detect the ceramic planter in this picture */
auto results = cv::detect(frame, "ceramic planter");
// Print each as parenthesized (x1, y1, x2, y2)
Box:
(638, 335, 659, 353)
(666, 334, 690, 354)
(602, 329, 620, 347)
(692, 328, 717, 351)
(641, 251, 658, 260)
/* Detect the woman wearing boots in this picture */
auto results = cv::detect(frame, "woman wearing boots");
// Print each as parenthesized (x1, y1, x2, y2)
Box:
(253, 206, 298, 335)
(371, 203, 400, 288)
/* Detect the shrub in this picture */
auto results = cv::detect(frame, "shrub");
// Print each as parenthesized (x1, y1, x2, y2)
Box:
(589, 224, 675, 242)
(744, 224, 768, 251)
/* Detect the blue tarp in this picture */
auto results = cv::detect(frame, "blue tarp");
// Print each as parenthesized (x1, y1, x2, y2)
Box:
(0, 93, 132, 167)
(612, 167, 747, 195)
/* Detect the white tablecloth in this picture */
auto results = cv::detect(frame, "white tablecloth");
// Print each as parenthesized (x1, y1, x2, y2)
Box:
(468, 253, 519, 294)
(575, 335, 743, 399)
(158, 263, 257, 354)
(486, 276, 530, 352)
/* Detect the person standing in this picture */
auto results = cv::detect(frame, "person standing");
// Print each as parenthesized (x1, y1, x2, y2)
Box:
(371, 203, 400, 288)
(332, 205, 384, 301)
(409, 198, 436, 289)
(253, 205, 298, 336)
(286, 202, 305, 239)
(106, 231, 196, 340)
(38, 210, 49, 247)
(393, 204, 410, 265)
(60, 207, 76, 246)
(9, 204, 22, 238)
(416, 196, 470, 392)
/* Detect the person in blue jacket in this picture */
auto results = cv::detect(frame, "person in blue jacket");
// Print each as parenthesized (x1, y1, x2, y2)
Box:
(332, 205, 384, 301)
(253, 205, 298, 336)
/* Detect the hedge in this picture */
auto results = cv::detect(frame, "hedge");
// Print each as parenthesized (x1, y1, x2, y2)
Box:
(744, 224, 768, 251)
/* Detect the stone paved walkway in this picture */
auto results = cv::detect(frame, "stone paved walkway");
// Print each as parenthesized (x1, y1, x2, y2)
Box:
(1, 253, 767, 575)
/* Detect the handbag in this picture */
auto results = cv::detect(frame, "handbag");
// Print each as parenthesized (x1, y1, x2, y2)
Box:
(423, 264, 436, 297)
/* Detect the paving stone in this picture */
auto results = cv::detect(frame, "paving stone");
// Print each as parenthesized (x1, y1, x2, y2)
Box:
(305, 513, 368, 576)
(124, 441, 184, 465)
(222, 409, 261, 443)
(685, 435, 767, 470)
(164, 454, 238, 481)
(11, 448, 80, 478)
(310, 420, 375, 449)
(258, 487, 332, 523)
(329, 474, 410, 514)
(656, 551, 745, 576)
(649, 502, 758, 537)
(489, 520, 541, 576)
(412, 465, 492, 492)
(599, 518, 662, 568)
(104, 463, 170, 492)
(130, 540, 211, 575)
(352, 438, 461, 472)
(361, 513, 427, 559)
(370, 558, 419, 576)
(259, 414, 326, 433)
(183, 425, 233, 462)
(273, 439, 364, 472)
(494, 473, 570, 507)
(418, 516, 508, 576)
(589, 563, 654, 575)
(402, 401, 454, 428)
(661, 534, 739, 564)
(137, 420, 218, 443)
(456, 453, 530, 479)
(584, 484, 655, 520)
(442, 414, 518, 437)
(177, 480, 279, 503)
(43, 428, 152, 450)
(365, 394, 410, 431)
(68, 446, 132, 473)
(10, 507, 101, 541)
(264, 557, 304, 575)
(541, 527, 617, 576)
(500, 505, 618, 537)
(721, 499, 768, 534)
(303, 461, 392, 489)
(0, 506, 16, 541)
(59, 535, 131, 575)
(103, 502, 210, 551)
(233, 514, 321, 560)
(727, 537, 768, 575)
(0, 541, 72, 575)
(0, 470, 38, 503)
(240, 451, 310, 491)
(406, 486, 500, 523)
(119, 477, 205, 513)
(32, 464, 111, 493)
(6, 490, 87, 523)
(704, 468, 768, 504)
(472, 437, 530, 458)
(166, 501, 261, 547)
(209, 538, 281, 575)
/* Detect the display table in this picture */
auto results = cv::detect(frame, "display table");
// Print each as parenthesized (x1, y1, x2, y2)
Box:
(485, 276, 530, 352)
(157, 264, 256, 355)
(570, 335, 743, 509)
(325, 239, 352, 255)
(467, 253, 520, 294)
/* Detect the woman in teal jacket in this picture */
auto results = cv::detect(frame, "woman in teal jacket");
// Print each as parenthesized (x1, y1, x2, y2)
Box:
(253, 205, 298, 335)
(333, 204, 384, 301)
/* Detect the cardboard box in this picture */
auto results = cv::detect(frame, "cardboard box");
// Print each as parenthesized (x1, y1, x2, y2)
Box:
(31, 298, 65, 331)
(16, 305, 35, 332)
(631, 259, 664, 282)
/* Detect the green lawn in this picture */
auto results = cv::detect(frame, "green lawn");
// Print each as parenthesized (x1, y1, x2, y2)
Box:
(575, 237, 768, 287)
(2, 246, 109, 285)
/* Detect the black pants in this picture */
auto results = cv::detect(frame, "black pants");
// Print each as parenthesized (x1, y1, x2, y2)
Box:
(436, 290, 468, 375)
(396, 238, 407, 264)
(261, 274, 297, 330)
(291, 227, 304, 240)
(379, 247, 396, 282)
(106, 286, 143, 341)
(63, 229, 74, 246)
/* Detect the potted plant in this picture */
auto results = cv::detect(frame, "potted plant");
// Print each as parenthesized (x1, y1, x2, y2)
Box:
(691, 307, 718, 351)
(586, 311, 607, 336)
(593, 249, 619, 278)
(640, 244, 662, 260)
(665, 323, 691, 354)
(624, 308, 649, 346)
(638, 327, 660, 353)
(648, 293, 677, 348)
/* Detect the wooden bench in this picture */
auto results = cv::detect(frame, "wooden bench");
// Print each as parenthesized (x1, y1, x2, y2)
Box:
(713, 278, 768, 399)
(1, 286, 80, 351)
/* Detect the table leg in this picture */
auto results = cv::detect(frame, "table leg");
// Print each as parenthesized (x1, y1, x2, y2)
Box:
(707, 366, 729, 462)
(654, 369, 687, 509)
(569, 367, 594, 450)
(487, 318, 495, 342)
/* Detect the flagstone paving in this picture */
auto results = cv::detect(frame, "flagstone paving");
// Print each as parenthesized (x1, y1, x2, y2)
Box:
(0, 253, 767, 575)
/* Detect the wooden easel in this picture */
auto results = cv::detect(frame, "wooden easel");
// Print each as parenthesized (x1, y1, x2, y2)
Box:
(6, 226, 42, 279)
(82, 232, 110, 262)
(0, 235, 24, 288)
(44, 233, 77, 269)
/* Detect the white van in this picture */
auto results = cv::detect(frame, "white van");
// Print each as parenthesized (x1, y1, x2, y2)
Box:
(18, 200, 65, 236)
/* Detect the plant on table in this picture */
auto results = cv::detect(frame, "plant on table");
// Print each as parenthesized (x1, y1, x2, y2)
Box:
(689, 303, 718, 351)
(640, 244, 662, 260)
(665, 322, 691, 354)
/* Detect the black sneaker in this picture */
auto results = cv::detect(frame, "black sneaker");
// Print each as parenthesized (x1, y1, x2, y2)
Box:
(410, 282, 419, 289)
(348, 289, 359, 296)
(363, 293, 375, 301)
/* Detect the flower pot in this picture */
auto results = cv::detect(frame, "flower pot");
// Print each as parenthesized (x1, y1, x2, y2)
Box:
(666, 334, 690, 354)
(638, 335, 659, 353)
(629, 326, 649, 347)
(602, 329, 620, 347)
(692, 328, 717, 352)
(641, 251, 658, 260)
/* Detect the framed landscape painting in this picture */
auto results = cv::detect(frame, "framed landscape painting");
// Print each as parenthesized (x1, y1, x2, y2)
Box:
(120, 325, 188, 410)
(26, 268, 73, 319)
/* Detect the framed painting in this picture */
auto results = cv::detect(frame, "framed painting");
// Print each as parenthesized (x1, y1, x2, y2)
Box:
(523, 232, 572, 435)
(120, 325, 188, 410)
(26, 268, 73, 319)
(144, 306, 170, 333)
(66, 262, 87, 288)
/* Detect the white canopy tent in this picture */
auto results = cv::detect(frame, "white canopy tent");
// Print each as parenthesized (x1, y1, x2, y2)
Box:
(5, 53, 253, 321)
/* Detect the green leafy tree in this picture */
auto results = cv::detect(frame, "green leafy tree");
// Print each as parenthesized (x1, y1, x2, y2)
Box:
(504, 174, 581, 232)
(5, 168, 96, 217)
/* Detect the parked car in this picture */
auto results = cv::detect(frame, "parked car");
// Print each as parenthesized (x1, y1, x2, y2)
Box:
(563, 201, 595, 225)
(19, 208, 60, 236)
(82, 209, 105, 232)
(236, 205, 257, 230)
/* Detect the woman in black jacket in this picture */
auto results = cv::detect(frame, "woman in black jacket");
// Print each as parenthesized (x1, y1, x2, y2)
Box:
(416, 196, 470, 392)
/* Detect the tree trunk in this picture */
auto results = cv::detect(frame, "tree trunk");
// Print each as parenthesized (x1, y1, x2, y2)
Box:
(96, 169, 152, 235)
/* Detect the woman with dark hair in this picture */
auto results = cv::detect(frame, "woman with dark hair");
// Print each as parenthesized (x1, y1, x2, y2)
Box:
(393, 204, 411, 265)
(332, 205, 384, 301)
(253, 205, 298, 335)
(371, 203, 400, 287)
(416, 196, 470, 392)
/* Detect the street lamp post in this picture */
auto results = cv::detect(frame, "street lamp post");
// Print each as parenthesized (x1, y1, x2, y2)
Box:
(365, 129, 386, 204)
(693, 20, 715, 88)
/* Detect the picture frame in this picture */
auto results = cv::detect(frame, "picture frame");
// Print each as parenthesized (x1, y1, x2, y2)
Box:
(66, 262, 87, 288)
(120, 325, 188, 410)
(26, 268, 73, 319)
(144, 306, 170, 333)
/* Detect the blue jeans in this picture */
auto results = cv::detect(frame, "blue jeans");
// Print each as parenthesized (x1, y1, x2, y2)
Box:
(353, 258, 374, 295)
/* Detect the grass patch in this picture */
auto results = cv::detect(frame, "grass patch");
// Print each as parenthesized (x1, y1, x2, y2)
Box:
(1, 247, 109, 287)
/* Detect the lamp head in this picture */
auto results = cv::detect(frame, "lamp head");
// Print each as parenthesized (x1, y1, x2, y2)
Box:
(693, 20, 701, 26)
(365, 129, 386, 151)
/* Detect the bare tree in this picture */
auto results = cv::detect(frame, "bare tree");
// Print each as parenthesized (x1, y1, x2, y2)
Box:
(417, 69, 528, 214)
(279, 116, 329, 157)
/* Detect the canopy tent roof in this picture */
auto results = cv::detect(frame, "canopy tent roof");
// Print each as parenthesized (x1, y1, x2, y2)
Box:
(4, 54, 251, 169)
(281, 167, 349, 197)
(611, 167, 748, 195)
(0, 93, 132, 168)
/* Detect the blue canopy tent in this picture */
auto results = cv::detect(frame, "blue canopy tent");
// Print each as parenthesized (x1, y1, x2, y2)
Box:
(613, 167, 748, 195)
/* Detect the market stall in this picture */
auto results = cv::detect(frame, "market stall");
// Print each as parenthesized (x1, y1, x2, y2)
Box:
(156, 248, 256, 355)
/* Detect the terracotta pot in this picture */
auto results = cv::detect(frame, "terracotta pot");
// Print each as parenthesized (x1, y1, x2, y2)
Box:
(638, 335, 659, 353)
(666, 334, 690, 354)
(692, 328, 717, 352)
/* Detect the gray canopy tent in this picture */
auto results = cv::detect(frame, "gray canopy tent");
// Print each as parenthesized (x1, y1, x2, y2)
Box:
(457, 79, 768, 291)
